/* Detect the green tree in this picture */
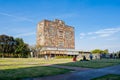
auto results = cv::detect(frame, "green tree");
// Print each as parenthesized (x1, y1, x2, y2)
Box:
(91, 49, 103, 54)
(103, 49, 109, 54)
(15, 38, 29, 58)
(91, 49, 109, 54)
(0, 35, 16, 57)
(0, 34, 30, 58)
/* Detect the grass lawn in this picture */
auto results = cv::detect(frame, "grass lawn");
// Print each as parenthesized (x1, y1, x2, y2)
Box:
(0, 58, 72, 80)
(1, 58, 120, 80)
(92, 74, 120, 80)
(58, 59, 120, 68)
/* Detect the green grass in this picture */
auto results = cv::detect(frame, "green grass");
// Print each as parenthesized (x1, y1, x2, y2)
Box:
(0, 58, 72, 80)
(1, 58, 120, 80)
(58, 59, 120, 68)
(0, 66, 70, 80)
(0, 58, 72, 70)
(92, 74, 120, 80)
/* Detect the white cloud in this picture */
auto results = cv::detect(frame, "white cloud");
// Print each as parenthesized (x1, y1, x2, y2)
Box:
(0, 12, 34, 23)
(95, 27, 120, 37)
(99, 34, 111, 37)
(106, 38, 118, 41)
(80, 33, 85, 36)
(79, 33, 86, 39)
(80, 36, 84, 39)
(80, 27, 120, 39)
(90, 36, 97, 39)
(87, 32, 94, 35)
(15, 32, 35, 37)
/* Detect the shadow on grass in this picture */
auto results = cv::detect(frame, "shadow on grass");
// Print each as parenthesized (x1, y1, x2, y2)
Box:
(0, 59, 120, 80)
(56, 59, 120, 68)
(92, 74, 120, 80)
(0, 65, 70, 80)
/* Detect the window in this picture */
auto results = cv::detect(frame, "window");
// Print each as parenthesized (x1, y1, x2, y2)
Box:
(65, 31, 71, 39)
(58, 41, 64, 47)
(49, 26, 56, 37)
(59, 30, 63, 38)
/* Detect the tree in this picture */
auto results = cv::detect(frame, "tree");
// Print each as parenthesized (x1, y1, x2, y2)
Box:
(28, 45, 43, 58)
(0, 35, 16, 57)
(36, 45, 43, 58)
(91, 49, 109, 54)
(15, 38, 29, 57)
(103, 49, 109, 54)
(91, 49, 103, 54)
(0, 34, 30, 58)
(29, 45, 36, 57)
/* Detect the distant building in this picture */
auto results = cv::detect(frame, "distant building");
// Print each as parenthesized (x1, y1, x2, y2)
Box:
(36, 19, 75, 57)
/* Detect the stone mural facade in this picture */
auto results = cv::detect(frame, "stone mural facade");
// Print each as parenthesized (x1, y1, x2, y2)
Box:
(37, 19, 75, 50)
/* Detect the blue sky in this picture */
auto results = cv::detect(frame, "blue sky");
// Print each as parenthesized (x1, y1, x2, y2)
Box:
(0, 0, 120, 52)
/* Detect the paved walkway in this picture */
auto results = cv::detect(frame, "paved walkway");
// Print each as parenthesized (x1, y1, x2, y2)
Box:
(23, 64, 120, 80)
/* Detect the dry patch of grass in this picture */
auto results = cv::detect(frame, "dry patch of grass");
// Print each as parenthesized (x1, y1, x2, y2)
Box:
(0, 58, 72, 80)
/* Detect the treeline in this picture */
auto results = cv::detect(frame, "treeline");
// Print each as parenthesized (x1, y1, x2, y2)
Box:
(0, 34, 30, 58)
(91, 49, 109, 54)
(91, 49, 120, 59)
(91, 49, 120, 55)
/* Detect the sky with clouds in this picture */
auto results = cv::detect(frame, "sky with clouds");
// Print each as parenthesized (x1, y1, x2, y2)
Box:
(0, 0, 120, 52)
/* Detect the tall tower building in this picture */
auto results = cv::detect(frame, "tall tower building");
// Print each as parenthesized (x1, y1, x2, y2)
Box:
(37, 19, 75, 56)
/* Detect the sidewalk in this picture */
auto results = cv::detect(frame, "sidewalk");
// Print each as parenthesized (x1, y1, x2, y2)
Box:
(23, 64, 120, 80)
